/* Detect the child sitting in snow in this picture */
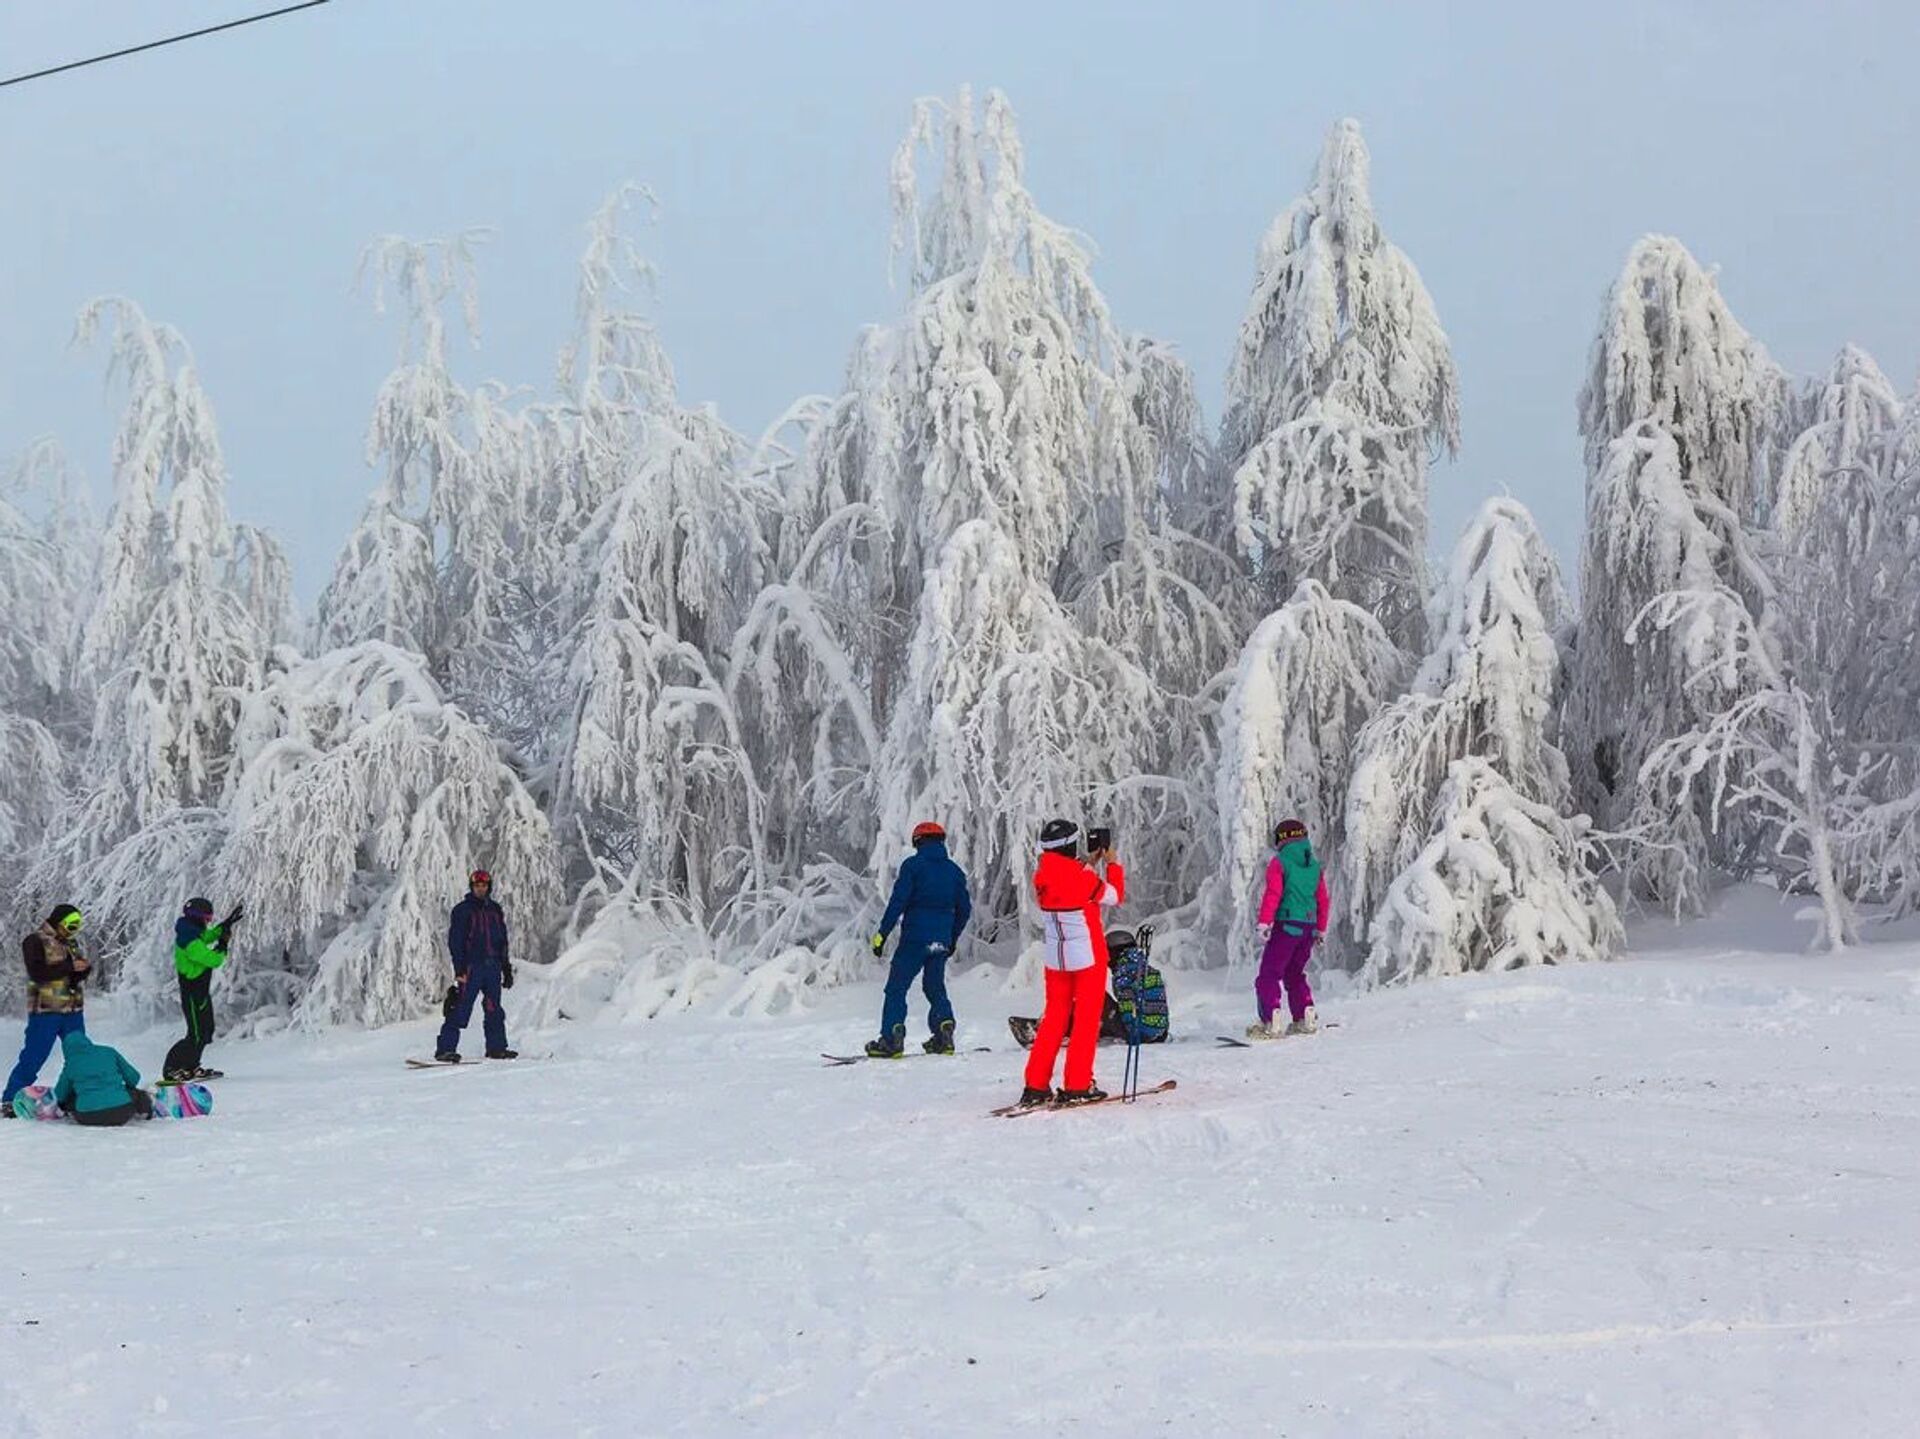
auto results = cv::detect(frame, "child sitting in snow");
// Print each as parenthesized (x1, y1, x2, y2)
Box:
(53, 1031, 154, 1127)
(1248, 818, 1328, 1040)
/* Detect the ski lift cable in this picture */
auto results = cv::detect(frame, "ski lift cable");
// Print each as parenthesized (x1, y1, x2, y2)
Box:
(0, 0, 332, 91)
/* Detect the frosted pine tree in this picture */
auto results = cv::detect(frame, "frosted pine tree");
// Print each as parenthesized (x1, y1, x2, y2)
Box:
(0, 441, 89, 904)
(1217, 119, 1460, 649)
(1566, 236, 1789, 842)
(1346, 499, 1620, 979)
(35, 300, 276, 1001)
(550, 201, 771, 908)
(216, 642, 559, 1028)
(841, 89, 1206, 924)
(1202, 580, 1406, 961)
(314, 233, 486, 666)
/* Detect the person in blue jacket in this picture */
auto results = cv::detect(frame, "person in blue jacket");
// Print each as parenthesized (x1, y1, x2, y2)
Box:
(865, 821, 972, 1058)
(53, 1031, 153, 1127)
(434, 868, 517, 1062)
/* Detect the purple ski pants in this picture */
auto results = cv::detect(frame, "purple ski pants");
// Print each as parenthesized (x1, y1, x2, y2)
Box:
(1255, 924, 1316, 1024)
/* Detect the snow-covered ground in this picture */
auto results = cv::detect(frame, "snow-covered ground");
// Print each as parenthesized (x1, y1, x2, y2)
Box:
(4, 888, 1918, 1437)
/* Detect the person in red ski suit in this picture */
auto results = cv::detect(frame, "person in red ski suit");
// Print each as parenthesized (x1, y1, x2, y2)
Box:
(1018, 819, 1125, 1107)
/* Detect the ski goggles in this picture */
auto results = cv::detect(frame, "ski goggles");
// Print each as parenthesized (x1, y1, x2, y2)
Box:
(469, 870, 493, 886)
(59, 912, 83, 933)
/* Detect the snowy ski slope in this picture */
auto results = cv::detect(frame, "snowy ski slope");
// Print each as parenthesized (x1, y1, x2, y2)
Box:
(3, 888, 1917, 1436)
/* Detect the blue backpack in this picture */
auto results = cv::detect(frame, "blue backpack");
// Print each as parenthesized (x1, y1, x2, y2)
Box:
(1107, 927, 1169, 1044)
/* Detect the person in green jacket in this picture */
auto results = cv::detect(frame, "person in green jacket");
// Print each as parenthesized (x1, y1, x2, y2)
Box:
(54, 1031, 153, 1126)
(162, 897, 242, 1082)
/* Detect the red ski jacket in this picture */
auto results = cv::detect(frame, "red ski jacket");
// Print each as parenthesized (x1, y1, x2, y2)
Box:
(1032, 850, 1125, 972)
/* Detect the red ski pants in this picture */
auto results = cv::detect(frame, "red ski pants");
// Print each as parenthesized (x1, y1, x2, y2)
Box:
(1023, 963, 1106, 1093)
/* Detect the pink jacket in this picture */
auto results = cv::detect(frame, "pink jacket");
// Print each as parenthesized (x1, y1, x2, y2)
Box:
(1257, 855, 1330, 934)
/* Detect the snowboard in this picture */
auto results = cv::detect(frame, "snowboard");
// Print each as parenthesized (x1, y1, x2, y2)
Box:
(990, 1078, 1177, 1118)
(10, 1083, 211, 1121)
(821, 1047, 990, 1066)
(406, 1057, 478, 1070)
(1217, 1022, 1340, 1048)
(156, 1070, 223, 1087)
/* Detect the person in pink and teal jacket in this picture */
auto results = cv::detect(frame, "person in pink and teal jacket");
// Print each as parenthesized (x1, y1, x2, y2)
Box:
(1247, 818, 1329, 1040)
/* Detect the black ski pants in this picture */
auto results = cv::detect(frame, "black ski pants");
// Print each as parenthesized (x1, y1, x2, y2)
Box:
(68, 1090, 154, 1126)
(162, 972, 216, 1076)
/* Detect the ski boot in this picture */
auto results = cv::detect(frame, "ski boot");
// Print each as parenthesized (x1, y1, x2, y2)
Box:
(1283, 1007, 1320, 1037)
(163, 1068, 196, 1083)
(191, 1068, 224, 1080)
(922, 1020, 956, 1055)
(1015, 1086, 1052, 1109)
(863, 1025, 906, 1059)
(433, 1050, 462, 1064)
(486, 1049, 519, 1060)
(1054, 1085, 1108, 1107)
(1244, 1018, 1282, 1042)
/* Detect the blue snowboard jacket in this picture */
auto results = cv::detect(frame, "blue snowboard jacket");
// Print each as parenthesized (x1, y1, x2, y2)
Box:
(878, 840, 973, 951)
(448, 893, 510, 975)
(52, 1032, 142, 1115)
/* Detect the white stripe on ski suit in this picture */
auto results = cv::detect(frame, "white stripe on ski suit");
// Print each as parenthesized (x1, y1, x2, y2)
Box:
(1041, 879, 1120, 972)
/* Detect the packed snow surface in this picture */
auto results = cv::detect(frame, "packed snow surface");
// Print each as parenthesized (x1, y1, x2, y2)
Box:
(4, 890, 1917, 1436)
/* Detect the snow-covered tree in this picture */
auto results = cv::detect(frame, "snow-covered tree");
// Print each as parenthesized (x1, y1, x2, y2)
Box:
(870, 520, 1180, 931)
(1364, 757, 1622, 983)
(0, 442, 88, 908)
(41, 302, 271, 904)
(1217, 118, 1460, 649)
(1202, 580, 1406, 959)
(1346, 499, 1619, 978)
(1567, 236, 1790, 837)
(216, 642, 559, 1028)
(314, 233, 487, 666)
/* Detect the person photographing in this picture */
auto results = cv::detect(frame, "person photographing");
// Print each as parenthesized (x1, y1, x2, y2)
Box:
(1016, 820, 1125, 1108)
(163, 896, 242, 1082)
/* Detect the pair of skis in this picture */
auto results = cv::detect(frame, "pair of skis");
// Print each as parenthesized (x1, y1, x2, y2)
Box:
(988, 1078, 1178, 1118)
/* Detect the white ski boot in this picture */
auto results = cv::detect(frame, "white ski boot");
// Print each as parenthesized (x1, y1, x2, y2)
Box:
(1244, 1018, 1283, 1042)
(1284, 1007, 1320, 1036)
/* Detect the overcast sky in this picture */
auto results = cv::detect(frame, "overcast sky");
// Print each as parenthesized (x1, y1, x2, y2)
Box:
(4, 1, 1916, 600)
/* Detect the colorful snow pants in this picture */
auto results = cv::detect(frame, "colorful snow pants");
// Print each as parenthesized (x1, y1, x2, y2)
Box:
(436, 965, 508, 1056)
(880, 941, 953, 1039)
(1023, 963, 1107, 1093)
(3, 1011, 86, 1106)
(162, 971, 216, 1076)
(1256, 924, 1316, 1024)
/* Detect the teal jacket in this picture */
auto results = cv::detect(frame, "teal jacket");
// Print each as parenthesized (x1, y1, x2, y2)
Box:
(52, 1032, 142, 1115)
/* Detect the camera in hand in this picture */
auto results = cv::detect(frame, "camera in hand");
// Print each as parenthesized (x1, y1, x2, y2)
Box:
(1085, 826, 1113, 855)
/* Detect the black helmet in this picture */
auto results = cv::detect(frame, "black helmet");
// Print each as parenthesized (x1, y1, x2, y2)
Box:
(1039, 818, 1079, 855)
(184, 897, 215, 920)
(1105, 928, 1137, 953)
(1273, 817, 1308, 845)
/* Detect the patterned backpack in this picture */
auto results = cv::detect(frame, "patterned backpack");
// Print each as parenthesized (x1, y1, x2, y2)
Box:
(1106, 926, 1169, 1044)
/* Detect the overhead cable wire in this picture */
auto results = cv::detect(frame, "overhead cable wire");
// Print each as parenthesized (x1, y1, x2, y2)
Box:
(1, 0, 331, 91)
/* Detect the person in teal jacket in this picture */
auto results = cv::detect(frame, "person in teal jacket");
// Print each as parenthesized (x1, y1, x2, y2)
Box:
(53, 1031, 153, 1126)
(162, 897, 241, 1081)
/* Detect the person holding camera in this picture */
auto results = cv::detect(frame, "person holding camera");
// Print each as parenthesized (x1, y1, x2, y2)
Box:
(1017, 819, 1125, 1108)
(2, 903, 91, 1116)
(162, 896, 243, 1082)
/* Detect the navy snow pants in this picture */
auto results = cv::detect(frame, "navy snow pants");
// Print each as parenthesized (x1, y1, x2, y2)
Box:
(436, 965, 508, 1056)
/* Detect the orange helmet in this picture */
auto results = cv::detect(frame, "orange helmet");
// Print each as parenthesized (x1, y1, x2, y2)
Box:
(910, 821, 946, 846)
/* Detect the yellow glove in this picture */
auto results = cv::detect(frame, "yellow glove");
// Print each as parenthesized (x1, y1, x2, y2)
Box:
(870, 933, 886, 957)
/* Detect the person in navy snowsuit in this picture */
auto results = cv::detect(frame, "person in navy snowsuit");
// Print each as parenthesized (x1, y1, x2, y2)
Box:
(435, 869, 516, 1061)
(866, 822, 973, 1057)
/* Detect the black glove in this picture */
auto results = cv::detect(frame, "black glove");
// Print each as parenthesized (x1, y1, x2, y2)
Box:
(221, 904, 244, 926)
(501, 961, 515, 991)
(442, 984, 460, 1019)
